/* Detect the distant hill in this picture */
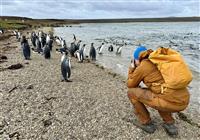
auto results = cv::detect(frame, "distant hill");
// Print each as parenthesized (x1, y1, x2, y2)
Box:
(74, 17, 200, 23)
(0, 16, 200, 23)
(0, 16, 199, 30)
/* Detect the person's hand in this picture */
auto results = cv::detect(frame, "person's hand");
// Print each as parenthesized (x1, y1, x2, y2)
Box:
(129, 59, 136, 72)
(130, 59, 136, 68)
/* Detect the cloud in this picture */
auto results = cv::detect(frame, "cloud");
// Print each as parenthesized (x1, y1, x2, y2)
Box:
(1, 0, 199, 19)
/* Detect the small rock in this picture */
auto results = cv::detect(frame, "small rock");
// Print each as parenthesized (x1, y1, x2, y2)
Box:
(27, 85, 33, 89)
(9, 132, 20, 139)
(24, 62, 29, 65)
(0, 55, 7, 60)
(43, 119, 52, 127)
(7, 63, 23, 70)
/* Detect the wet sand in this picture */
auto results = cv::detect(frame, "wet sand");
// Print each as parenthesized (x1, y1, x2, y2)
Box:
(0, 28, 200, 139)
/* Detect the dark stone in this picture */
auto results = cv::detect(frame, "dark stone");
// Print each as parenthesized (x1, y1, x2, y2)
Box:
(0, 55, 7, 59)
(24, 62, 29, 65)
(7, 63, 23, 70)
(27, 85, 33, 89)
(43, 119, 52, 127)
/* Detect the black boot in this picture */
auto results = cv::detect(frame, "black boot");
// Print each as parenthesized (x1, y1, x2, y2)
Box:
(141, 122, 157, 134)
(162, 123, 178, 137)
(132, 121, 157, 134)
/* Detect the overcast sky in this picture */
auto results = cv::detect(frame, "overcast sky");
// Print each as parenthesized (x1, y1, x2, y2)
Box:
(1, 0, 199, 19)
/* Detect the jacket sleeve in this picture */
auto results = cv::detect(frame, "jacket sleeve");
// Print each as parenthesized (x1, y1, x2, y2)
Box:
(127, 65, 144, 88)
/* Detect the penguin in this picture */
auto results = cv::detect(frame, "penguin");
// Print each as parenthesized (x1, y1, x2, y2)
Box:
(74, 44, 85, 63)
(21, 36, 31, 60)
(73, 34, 76, 41)
(74, 40, 81, 52)
(61, 40, 67, 48)
(0, 29, 4, 34)
(38, 31, 43, 38)
(89, 43, 96, 61)
(43, 44, 51, 59)
(69, 42, 76, 57)
(74, 50, 83, 62)
(55, 36, 61, 46)
(31, 32, 36, 48)
(61, 52, 72, 82)
(17, 32, 21, 42)
(47, 39, 53, 51)
(116, 46, 122, 55)
(36, 37, 42, 53)
(97, 43, 104, 54)
(46, 34, 50, 44)
(108, 45, 114, 52)
(80, 44, 86, 59)
(40, 35, 46, 48)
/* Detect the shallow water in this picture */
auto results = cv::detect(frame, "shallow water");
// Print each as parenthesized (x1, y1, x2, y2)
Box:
(54, 22, 200, 110)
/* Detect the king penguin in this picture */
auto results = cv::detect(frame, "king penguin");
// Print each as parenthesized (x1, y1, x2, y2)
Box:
(21, 36, 31, 60)
(43, 44, 51, 59)
(89, 43, 96, 61)
(61, 52, 72, 82)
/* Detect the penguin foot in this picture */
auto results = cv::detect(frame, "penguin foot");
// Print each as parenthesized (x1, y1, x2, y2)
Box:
(61, 79, 72, 82)
(66, 80, 72, 82)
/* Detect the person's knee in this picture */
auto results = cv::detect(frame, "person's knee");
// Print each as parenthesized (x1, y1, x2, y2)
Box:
(127, 88, 137, 100)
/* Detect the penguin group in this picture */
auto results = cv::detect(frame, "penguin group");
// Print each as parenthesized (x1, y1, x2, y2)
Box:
(95, 39, 127, 55)
(15, 30, 128, 83)
(30, 31, 53, 59)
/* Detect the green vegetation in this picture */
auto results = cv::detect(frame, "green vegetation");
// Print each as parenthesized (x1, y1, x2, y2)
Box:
(0, 17, 70, 30)
(0, 20, 28, 30)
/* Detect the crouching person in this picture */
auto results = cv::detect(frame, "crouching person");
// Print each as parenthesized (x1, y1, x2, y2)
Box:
(127, 45, 190, 136)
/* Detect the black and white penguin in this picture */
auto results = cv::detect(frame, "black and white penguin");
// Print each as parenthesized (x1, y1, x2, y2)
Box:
(74, 50, 83, 62)
(46, 34, 51, 44)
(73, 34, 76, 41)
(69, 42, 76, 57)
(21, 36, 31, 60)
(31, 32, 37, 48)
(17, 31, 21, 42)
(108, 45, 114, 52)
(40, 35, 46, 48)
(43, 44, 51, 59)
(61, 52, 72, 82)
(47, 39, 53, 51)
(89, 43, 96, 61)
(36, 37, 42, 53)
(0, 29, 4, 34)
(74, 40, 81, 52)
(116, 46, 123, 55)
(55, 36, 61, 46)
(97, 43, 104, 54)
(80, 44, 86, 60)
(61, 39, 67, 48)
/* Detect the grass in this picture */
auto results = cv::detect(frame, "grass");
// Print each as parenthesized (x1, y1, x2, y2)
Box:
(0, 20, 28, 30)
(0, 18, 70, 30)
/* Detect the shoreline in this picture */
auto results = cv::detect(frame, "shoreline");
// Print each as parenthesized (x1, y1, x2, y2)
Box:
(0, 27, 200, 139)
